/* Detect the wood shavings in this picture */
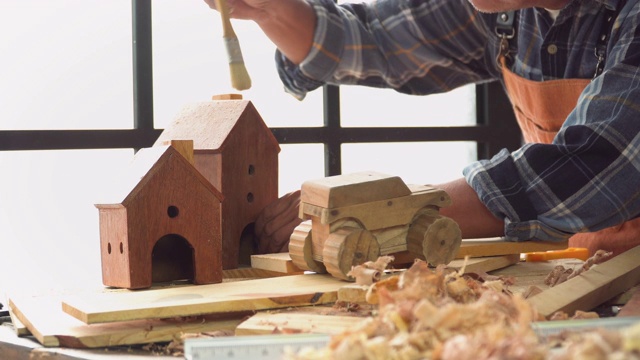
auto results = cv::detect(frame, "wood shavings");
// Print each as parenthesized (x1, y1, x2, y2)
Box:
(365, 275, 399, 305)
(549, 310, 600, 321)
(363, 255, 395, 272)
(545, 250, 614, 287)
(287, 259, 548, 360)
(544, 328, 630, 360)
(544, 265, 574, 287)
(347, 267, 381, 285)
(566, 249, 613, 281)
(287, 258, 640, 359)
(347, 255, 395, 285)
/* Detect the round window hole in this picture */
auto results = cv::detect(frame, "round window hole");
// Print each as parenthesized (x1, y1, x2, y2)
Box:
(167, 206, 180, 218)
(247, 192, 254, 203)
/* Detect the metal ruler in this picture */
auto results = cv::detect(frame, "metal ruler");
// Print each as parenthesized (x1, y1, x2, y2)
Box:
(184, 317, 640, 359)
(184, 333, 330, 360)
(531, 315, 640, 338)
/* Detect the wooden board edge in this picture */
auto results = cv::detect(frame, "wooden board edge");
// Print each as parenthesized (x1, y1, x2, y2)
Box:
(8, 298, 59, 347)
(235, 312, 365, 336)
(62, 291, 339, 325)
(8, 309, 30, 337)
(450, 254, 521, 274)
(249, 253, 304, 274)
(527, 245, 640, 318)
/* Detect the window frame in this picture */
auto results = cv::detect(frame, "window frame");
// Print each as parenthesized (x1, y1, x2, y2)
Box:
(0, 0, 522, 175)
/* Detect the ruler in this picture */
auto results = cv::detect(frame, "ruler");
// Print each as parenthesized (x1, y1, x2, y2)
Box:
(184, 317, 640, 359)
(531, 316, 640, 337)
(184, 333, 330, 360)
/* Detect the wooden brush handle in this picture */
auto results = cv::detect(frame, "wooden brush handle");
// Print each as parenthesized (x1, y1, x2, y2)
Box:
(214, 0, 237, 39)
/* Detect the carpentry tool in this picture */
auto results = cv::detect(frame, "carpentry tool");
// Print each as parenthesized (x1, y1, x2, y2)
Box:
(185, 317, 640, 359)
(214, 0, 251, 90)
(184, 333, 330, 360)
(531, 316, 640, 337)
(524, 247, 589, 262)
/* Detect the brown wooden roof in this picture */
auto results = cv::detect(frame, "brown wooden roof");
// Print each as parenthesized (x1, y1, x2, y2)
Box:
(154, 100, 280, 153)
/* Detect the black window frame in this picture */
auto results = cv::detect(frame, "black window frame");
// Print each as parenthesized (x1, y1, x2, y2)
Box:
(0, 0, 522, 175)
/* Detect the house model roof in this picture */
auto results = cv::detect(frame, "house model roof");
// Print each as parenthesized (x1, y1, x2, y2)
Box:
(154, 100, 280, 152)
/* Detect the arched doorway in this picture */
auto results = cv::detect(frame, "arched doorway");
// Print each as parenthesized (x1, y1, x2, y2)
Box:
(151, 234, 194, 284)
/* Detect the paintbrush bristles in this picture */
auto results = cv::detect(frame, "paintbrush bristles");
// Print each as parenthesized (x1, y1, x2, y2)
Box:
(224, 37, 252, 91)
(215, 0, 252, 91)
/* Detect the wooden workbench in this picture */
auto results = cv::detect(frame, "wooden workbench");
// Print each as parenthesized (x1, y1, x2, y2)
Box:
(0, 258, 636, 359)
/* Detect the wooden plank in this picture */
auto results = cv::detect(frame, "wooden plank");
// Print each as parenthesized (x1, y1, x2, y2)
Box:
(235, 312, 365, 336)
(250, 253, 304, 274)
(0, 324, 178, 359)
(456, 238, 568, 258)
(490, 258, 583, 293)
(8, 310, 29, 337)
(390, 251, 520, 274)
(527, 245, 640, 318)
(222, 267, 294, 280)
(337, 284, 370, 304)
(9, 294, 244, 348)
(62, 274, 345, 325)
(449, 254, 521, 274)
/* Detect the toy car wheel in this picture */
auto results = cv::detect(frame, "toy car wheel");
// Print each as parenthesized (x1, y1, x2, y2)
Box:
(407, 209, 461, 266)
(322, 226, 380, 281)
(289, 220, 327, 273)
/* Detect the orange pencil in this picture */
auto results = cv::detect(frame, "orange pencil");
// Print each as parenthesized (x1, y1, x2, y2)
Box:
(524, 247, 590, 262)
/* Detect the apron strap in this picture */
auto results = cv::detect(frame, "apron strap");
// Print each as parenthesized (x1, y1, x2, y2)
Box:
(495, 11, 516, 65)
(593, 6, 618, 79)
(495, 6, 622, 79)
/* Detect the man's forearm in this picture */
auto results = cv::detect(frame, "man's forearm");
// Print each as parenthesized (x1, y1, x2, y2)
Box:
(436, 178, 504, 239)
(256, 0, 316, 64)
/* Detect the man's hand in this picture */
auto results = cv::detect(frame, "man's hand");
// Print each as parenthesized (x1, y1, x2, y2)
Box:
(203, 0, 271, 22)
(202, 0, 316, 65)
(255, 190, 302, 254)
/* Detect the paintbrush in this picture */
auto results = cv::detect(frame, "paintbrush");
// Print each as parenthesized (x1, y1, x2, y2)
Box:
(214, 0, 252, 90)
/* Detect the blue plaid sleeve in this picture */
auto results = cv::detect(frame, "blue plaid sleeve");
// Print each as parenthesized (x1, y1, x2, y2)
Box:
(276, 0, 498, 99)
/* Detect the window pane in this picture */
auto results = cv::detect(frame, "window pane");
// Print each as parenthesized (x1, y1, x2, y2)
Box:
(341, 85, 476, 127)
(151, 1, 323, 129)
(0, 149, 133, 293)
(342, 142, 476, 185)
(0, 1, 133, 130)
(278, 144, 325, 194)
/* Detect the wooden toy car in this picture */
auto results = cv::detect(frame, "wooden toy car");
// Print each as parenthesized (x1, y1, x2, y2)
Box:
(289, 171, 462, 280)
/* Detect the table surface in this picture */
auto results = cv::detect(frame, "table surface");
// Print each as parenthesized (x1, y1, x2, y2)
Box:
(0, 258, 635, 359)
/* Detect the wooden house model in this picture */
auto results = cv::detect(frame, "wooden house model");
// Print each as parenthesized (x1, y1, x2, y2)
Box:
(155, 98, 280, 269)
(95, 141, 224, 289)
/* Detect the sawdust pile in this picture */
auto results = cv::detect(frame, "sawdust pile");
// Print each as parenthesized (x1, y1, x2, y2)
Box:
(286, 260, 640, 360)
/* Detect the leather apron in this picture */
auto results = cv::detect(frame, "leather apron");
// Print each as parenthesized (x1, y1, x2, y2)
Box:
(501, 61, 640, 256)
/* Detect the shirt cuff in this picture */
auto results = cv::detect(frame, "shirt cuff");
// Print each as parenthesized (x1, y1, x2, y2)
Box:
(276, 0, 346, 99)
(463, 148, 572, 242)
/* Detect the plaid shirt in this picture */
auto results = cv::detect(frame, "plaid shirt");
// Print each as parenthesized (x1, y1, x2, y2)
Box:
(276, 0, 640, 242)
